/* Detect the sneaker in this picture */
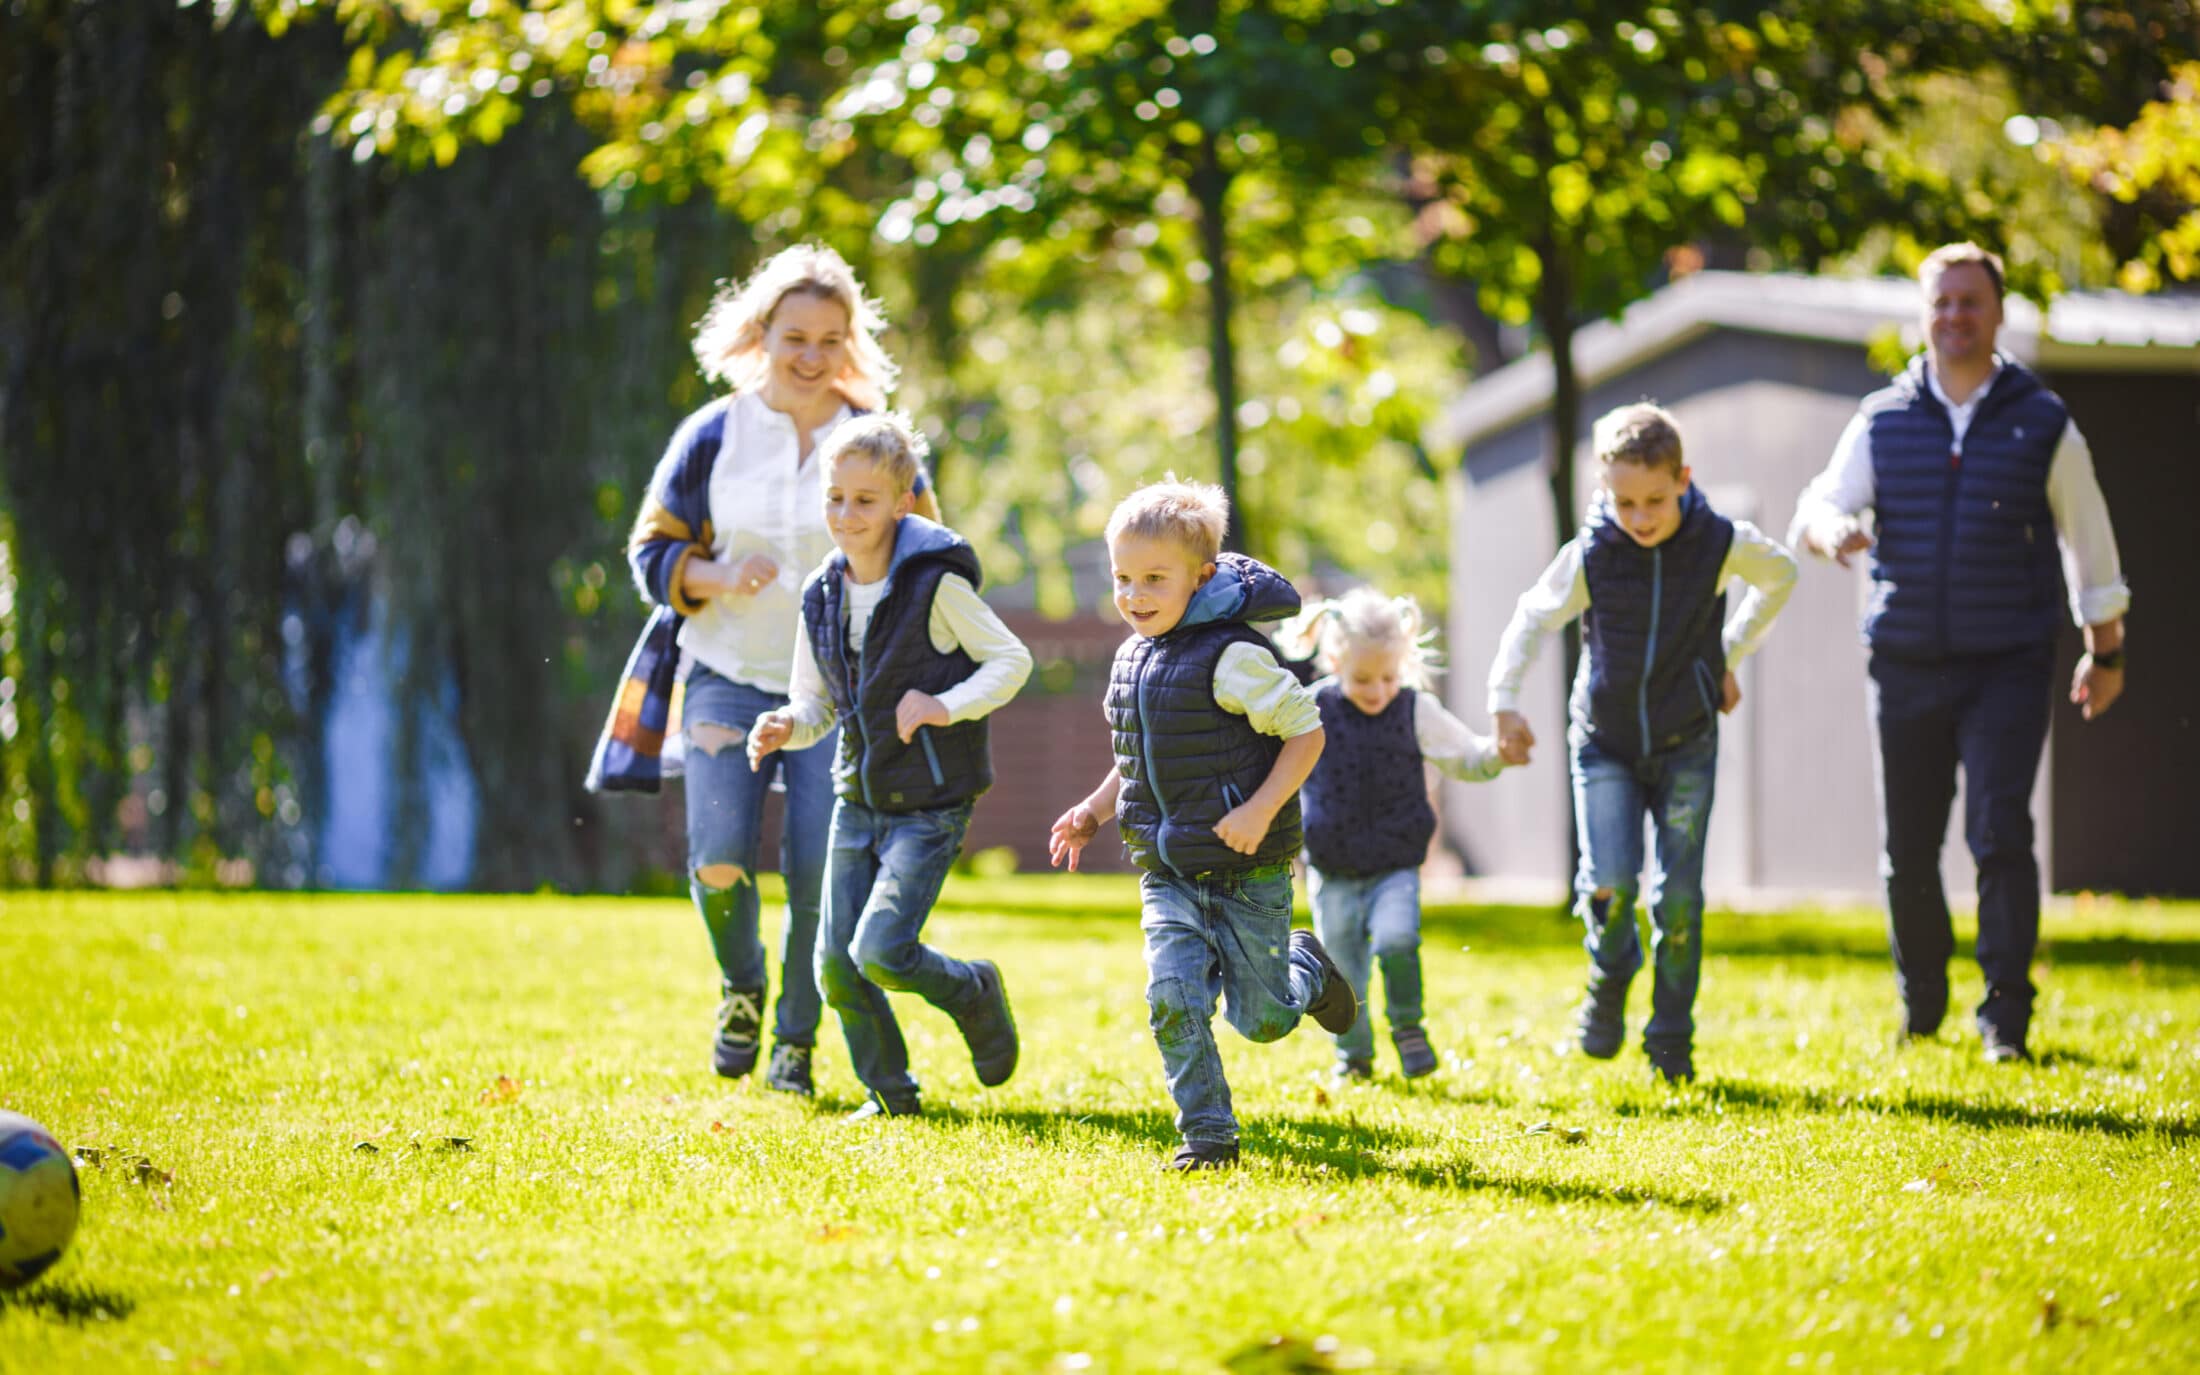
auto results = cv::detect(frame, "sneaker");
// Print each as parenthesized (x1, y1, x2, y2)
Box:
(955, 960, 1019, 1088)
(1647, 1045, 1696, 1085)
(764, 1043, 814, 1097)
(711, 985, 765, 1078)
(844, 1090, 921, 1122)
(1574, 982, 1627, 1060)
(1981, 1027, 2031, 1064)
(1290, 931, 1359, 1035)
(1333, 1057, 1374, 1083)
(1392, 1025, 1439, 1079)
(1166, 1141, 1239, 1172)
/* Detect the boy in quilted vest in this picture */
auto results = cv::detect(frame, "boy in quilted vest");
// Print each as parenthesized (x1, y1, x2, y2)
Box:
(1048, 477, 1356, 1171)
(1488, 403, 1797, 1084)
(750, 413, 1032, 1119)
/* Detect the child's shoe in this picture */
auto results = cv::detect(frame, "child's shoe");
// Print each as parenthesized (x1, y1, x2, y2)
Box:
(1333, 1056, 1375, 1082)
(712, 984, 766, 1078)
(954, 959, 1019, 1087)
(1392, 1025, 1439, 1079)
(764, 1043, 814, 1097)
(1574, 979, 1628, 1060)
(844, 1089, 921, 1122)
(1291, 931, 1360, 1035)
(1647, 1044, 1696, 1085)
(1166, 1141, 1240, 1172)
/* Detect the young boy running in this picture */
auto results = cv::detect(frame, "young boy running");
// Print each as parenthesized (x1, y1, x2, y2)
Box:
(1049, 477, 1357, 1171)
(750, 413, 1032, 1119)
(1489, 403, 1797, 1083)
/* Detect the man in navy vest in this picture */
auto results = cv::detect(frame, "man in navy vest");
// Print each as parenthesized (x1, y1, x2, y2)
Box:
(1791, 243, 2131, 1063)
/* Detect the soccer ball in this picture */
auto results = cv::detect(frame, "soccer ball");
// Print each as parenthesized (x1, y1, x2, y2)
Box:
(0, 1110, 80, 1290)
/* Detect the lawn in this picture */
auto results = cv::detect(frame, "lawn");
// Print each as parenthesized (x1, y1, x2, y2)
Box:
(2, 881, 2196, 1372)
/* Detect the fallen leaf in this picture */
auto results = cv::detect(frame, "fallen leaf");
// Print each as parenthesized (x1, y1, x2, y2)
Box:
(478, 1075, 524, 1105)
(353, 1141, 379, 1154)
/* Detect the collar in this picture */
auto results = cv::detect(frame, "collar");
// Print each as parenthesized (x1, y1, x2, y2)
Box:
(1924, 352, 2005, 412)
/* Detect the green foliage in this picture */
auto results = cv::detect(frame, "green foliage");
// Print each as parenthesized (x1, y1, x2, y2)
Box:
(2047, 62, 2200, 292)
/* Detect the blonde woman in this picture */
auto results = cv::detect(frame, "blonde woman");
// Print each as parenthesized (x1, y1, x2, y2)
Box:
(589, 244, 936, 1096)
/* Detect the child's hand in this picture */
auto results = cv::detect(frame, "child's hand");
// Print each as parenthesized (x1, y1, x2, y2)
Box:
(721, 552, 780, 599)
(1494, 710, 1535, 766)
(1048, 804, 1101, 871)
(895, 690, 949, 743)
(746, 711, 794, 769)
(1213, 801, 1276, 856)
(1720, 670, 1742, 715)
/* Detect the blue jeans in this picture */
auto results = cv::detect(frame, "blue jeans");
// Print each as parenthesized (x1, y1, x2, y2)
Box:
(1868, 647, 2052, 1042)
(815, 798, 979, 1104)
(1569, 724, 1719, 1057)
(1141, 866, 1324, 1148)
(1308, 865, 1423, 1066)
(682, 668, 835, 1047)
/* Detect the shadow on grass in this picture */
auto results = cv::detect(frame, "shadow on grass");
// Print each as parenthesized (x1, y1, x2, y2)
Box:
(1634, 1077, 2200, 1142)
(0, 1280, 136, 1324)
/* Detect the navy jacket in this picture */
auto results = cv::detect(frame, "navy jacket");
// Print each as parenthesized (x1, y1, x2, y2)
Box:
(1301, 682, 1435, 878)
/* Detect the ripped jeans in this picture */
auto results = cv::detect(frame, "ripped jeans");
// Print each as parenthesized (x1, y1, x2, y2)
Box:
(682, 667, 837, 1048)
(1569, 724, 1719, 1057)
(1140, 865, 1323, 1149)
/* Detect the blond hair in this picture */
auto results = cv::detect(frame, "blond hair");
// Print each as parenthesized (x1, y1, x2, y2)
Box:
(692, 243, 898, 409)
(1594, 401, 1685, 476)
(1278, 587, 1441, 691)
(819, 411, 929, 496)
(1919, 241, 2006, 301)
(1105, 475, 1228, 564)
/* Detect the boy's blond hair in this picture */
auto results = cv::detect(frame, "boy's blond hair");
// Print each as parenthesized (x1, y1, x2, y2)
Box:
(1594, 402, 1685, 477)
(1105, 476, 1228, 564)
(1277, 587, 1441, 691)
(691, 243, 898, 410)
(819, 411, 930, 497)
(1919, 241, 2006, 301)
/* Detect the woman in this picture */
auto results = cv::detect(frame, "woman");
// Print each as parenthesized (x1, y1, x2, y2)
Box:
(589, 244, 935, 1096)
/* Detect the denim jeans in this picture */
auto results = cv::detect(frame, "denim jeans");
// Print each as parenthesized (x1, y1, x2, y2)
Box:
(1569, 724, 1719, 1057)
(1308, 865, 1423, 1066)
(1868, 647, 2053, 1043)
(682, 667, 836, 1048)
(815, 797, 979, 1104)
(1141, 865, 1324, 1148)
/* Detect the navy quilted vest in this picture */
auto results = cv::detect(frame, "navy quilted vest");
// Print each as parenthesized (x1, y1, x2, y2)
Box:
(1576, 484, 1735, 762)
(1301, 682, 1434, 878)
(1862, 357, 2066, 658)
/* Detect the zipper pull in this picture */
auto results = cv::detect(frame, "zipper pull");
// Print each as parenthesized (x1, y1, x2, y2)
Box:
(1949, 448, 1961, 471)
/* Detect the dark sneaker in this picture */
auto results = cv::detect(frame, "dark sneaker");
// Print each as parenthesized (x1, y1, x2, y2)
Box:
(1647, 1045, 1696, 1085)
(711, 985, 765, 1078)
(1393, 1025, 1439, 1079)
(955, 959, 1019, 1088)
(1981, 1027, 2031, 1064)
(1575, 982, 1627, 1060)
(844, 1091, 921, 1122)
(764, 1043, 814, 1097)
(1291, 931, 1359, 1035)
(1333, 1057, 1374, 1083)
(1166, 1141, 1240, 1172)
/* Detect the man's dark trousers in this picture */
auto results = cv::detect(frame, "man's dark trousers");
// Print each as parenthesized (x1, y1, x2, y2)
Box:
(1868, 645, 2055, 1045)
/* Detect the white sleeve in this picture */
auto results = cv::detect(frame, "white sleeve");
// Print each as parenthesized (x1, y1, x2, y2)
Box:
(926, 574, 1035, 723)
(780, 615, 839, 751)
(2043, 419, 2132, 627)
(1788, 412, 1876, 555)
(1414, 692, 1505, 783)
(1214, 643, 1323, 738)
(1718, 520, 1802, 667)
(1486, 541, 1590, 716)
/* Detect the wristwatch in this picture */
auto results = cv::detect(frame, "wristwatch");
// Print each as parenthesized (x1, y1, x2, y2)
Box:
(2091, 647, 2125, 671)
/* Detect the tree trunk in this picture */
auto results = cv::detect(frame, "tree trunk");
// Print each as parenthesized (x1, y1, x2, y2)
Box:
(1191, 125, 1243, 552)
(1535, 229, 1584, 905)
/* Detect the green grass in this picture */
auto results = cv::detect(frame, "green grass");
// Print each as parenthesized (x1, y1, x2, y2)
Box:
(3, 883, 2197, 1372)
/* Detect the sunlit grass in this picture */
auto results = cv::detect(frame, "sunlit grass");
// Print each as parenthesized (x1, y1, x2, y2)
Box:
(3, 884, 2196, 1372)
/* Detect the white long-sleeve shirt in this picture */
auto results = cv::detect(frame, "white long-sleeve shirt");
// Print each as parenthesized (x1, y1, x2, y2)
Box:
(1308, 677, 1507, 782)
(1786, 354, 2131, 627)
(780, 570, 1033, 750)
(1486, 518, 1799, 717)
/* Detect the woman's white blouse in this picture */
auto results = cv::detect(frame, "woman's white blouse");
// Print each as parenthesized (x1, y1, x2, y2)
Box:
(677, 390, 851, 695)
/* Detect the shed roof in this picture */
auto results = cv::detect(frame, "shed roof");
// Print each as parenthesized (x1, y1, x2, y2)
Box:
(1429, 271, 2200, 453)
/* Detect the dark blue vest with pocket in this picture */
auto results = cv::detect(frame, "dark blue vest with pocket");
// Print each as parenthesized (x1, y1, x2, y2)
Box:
(802, 516, 992, 812)
(1301, 682, 1434, 878)
(1575, 484, 1735, 762)
(1861, 356, 2067, 659)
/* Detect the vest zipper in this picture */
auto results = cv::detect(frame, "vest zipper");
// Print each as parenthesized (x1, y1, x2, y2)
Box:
(838, 580, 878, 810)
(1935, 434, 1960, 657)
(1135, 649, 1176, 875)
(1638, 548, 1663, 756)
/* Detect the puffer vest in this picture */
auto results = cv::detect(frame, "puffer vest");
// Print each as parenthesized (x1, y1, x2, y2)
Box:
(1574, 485, 1735, 762)
(1301, 682, 1434, 878)
(1862, 357, 2067, 659)
(803, 520, 992, 812)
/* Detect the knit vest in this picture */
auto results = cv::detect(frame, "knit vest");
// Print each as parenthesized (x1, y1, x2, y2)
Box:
(1301, 682, 1434, 878)
(1576, 484, 1735, 762)
(802, 517, 992, 811)
(1105, 553, 1304, 878)
(1862, 357, 2067, 659)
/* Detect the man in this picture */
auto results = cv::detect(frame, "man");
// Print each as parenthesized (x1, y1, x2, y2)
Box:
(1790, 243, 2129, 1063)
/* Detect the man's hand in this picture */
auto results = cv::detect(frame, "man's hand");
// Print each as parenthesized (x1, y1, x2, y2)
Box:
(746, 711, 794, 769)
(1494, 710, 1535, 766)
(895, 690, 949, 743)
(2071, 655, 2125, 721)
(1720, 669, 1742, 715)
(1213, 801, 1277, 856)
(1048, 804, 1101, 871)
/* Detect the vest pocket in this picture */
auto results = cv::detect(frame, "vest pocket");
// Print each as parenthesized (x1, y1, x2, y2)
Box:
(917, 728, 947, 790)
(1691, 659, 1720, 722)
(1221, 781, 1245, 812)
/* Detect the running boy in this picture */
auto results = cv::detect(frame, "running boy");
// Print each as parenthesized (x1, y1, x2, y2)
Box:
(1489, 403, 1797, 1083)
(749, 413, 1032, 1119)
(1048, 477, 1357, 1171)
(1279, 588, 1512, 1082)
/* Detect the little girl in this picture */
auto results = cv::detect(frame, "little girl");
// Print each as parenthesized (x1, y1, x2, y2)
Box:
(1279, 588, 1511, 1080)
